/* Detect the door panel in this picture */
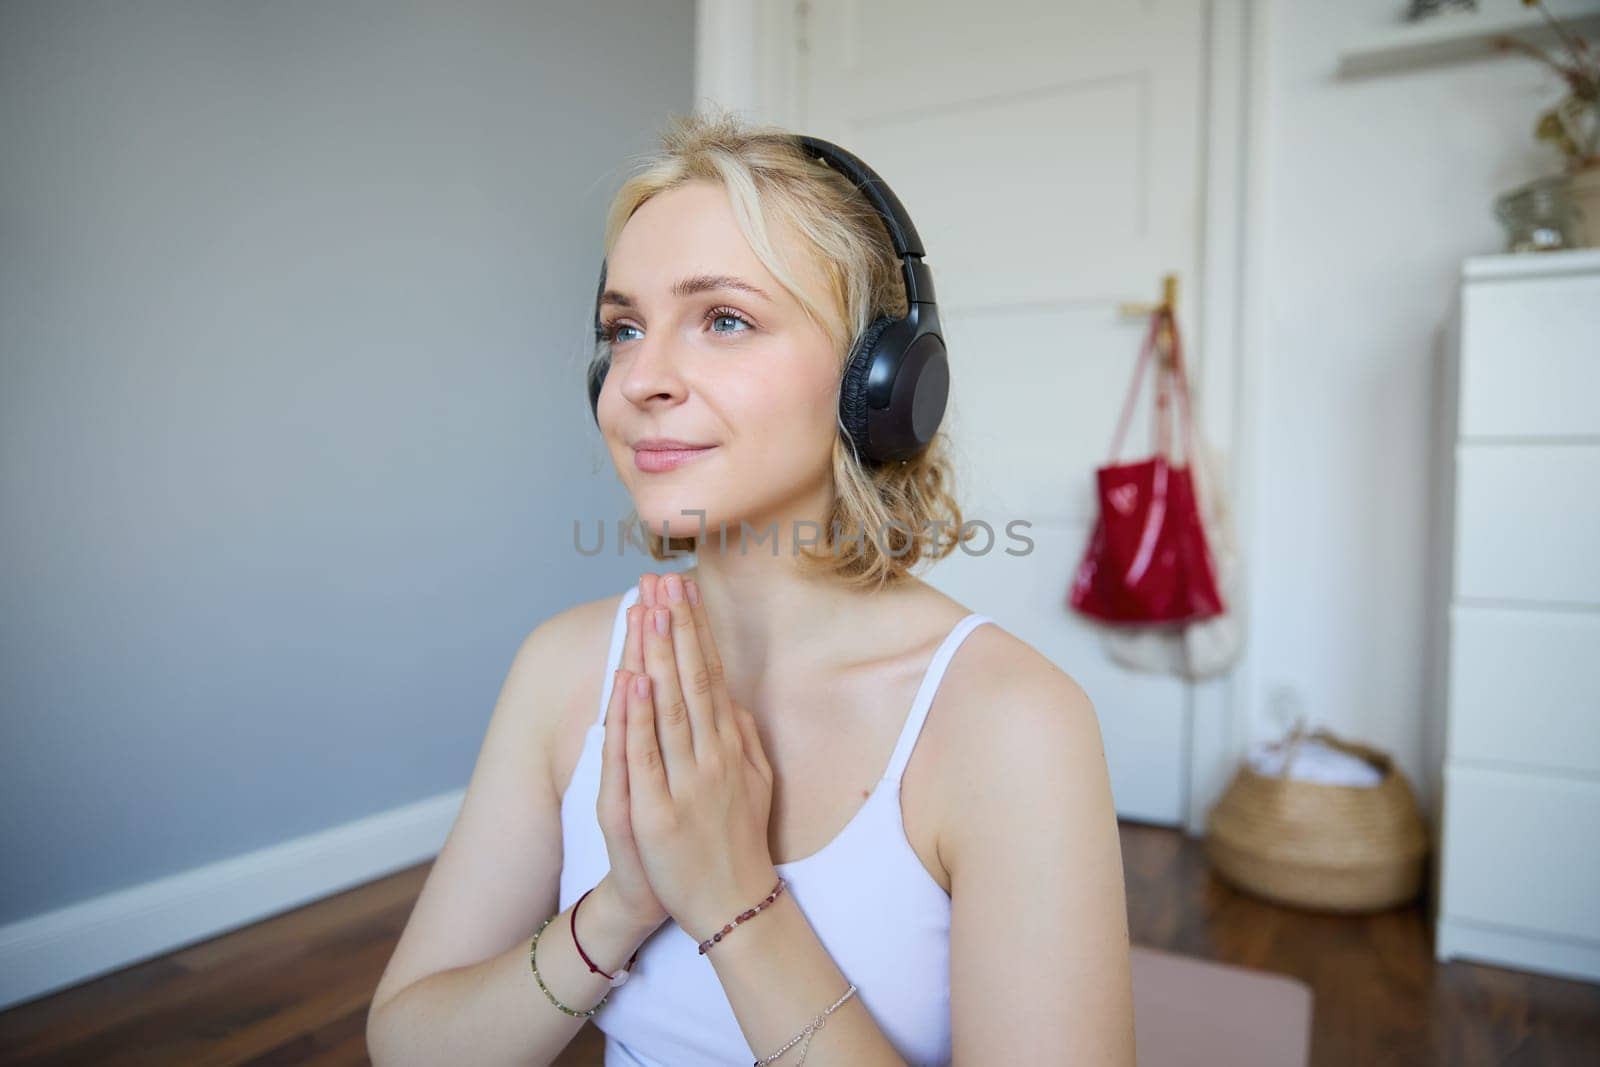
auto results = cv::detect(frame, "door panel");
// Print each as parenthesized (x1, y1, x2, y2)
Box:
(800, 0, 1208, 823)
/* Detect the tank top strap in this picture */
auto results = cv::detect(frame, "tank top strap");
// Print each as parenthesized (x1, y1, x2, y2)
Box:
(883, 613, 993, 785)
(596, 585, 642, 728)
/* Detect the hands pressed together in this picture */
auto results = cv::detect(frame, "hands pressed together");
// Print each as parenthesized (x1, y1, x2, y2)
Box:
(596, 572, 780, 946)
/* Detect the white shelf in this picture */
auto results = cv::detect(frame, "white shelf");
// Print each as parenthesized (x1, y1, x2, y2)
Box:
(1338, 0, 1600, 78)
(1462, 246, 1600, 279)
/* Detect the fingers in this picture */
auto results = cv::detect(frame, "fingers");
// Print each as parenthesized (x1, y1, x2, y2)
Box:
(622, 579, 649, 675)
(625, 666, 671, 809)
(599, 667, 631, 821)
(642, 595, 697, 781)
(611, 585, 646, 805)
(658, 573, 722, 758)
(682, 577, 737, 741)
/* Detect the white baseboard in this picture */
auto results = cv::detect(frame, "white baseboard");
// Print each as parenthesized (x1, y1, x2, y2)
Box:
(0, 789, 463, 1013)
(1437, 916, 1600, 985)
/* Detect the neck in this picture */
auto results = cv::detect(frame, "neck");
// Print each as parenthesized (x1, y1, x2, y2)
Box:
(671, 495, 891, 708)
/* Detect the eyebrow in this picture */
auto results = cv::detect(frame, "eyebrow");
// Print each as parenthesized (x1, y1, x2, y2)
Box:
(599, 273, 774, 310)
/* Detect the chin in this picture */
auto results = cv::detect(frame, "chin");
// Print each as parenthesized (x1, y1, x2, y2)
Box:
(633, 491, 727, 542)
(639, 515, 708, 542)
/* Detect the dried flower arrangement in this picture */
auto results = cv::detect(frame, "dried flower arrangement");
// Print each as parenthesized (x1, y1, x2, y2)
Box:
(1493, 0, 1599, 173)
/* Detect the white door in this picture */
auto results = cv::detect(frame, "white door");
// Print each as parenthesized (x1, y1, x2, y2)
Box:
(795, 1, 1214, 825)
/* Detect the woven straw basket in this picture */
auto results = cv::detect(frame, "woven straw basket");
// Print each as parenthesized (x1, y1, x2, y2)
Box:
(1204, 725, 1428, 913)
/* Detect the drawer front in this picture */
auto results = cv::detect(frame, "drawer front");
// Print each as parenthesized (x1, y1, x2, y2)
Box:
(1439, 764, 1600, 943)
(1454, 444, 1600, 605)
(1448, 605, 1600, 776)
(1460, 273, 1600, 439)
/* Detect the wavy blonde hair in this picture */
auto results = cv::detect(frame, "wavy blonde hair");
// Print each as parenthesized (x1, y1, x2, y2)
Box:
(593, 107, 969, 590)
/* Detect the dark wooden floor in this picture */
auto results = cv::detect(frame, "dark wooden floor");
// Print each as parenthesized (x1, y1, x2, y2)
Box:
(2, 822, 1596, 1065)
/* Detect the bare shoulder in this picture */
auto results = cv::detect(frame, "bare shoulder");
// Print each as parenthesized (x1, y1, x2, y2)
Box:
(522, 585, 626, 658)
(894, 583, 1098, 753)
(902, 581, 1094, 723)
(923, 610, 1106, 866)
(944, 615, 1094, 719)
(517, 586, 632, 800)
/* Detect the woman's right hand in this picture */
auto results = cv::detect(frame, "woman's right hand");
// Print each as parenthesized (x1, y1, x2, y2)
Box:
(595, 591, 671, 932)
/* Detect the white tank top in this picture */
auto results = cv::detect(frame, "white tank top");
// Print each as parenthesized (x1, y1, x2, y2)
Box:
(558, 584, 993, 1067)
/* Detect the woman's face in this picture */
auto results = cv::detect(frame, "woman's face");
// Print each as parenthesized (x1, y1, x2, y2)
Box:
(596, 179, 842, 545)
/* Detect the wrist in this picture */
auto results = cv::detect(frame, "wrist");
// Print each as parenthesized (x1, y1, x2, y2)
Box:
(588, 875, 666, 947)
(687, 866, 784, 947)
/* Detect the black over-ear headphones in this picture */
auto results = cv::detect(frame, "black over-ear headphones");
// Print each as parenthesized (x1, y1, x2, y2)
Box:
(586, 135, 949, 467)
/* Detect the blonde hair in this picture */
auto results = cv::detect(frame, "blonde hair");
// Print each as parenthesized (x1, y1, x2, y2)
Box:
(593, 107, 969, 590)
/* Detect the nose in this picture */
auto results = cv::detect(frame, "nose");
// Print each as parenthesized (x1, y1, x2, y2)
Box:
(615, 328, 690, 410)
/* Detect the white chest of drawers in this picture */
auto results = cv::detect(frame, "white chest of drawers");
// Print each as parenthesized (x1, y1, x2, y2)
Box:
(1433, 248, 1600, 984)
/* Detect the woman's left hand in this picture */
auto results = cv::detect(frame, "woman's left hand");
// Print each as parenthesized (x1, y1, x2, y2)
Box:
(625, 572, 778, 944)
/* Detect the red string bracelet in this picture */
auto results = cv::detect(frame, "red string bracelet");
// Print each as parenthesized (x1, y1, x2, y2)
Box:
(571, 886, 641, 988)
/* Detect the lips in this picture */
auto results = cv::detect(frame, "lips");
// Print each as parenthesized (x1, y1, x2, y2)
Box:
(630, 444, 720, 473)
(632, 437, 715, 450)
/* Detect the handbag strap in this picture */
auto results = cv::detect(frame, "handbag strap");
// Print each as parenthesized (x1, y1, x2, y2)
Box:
(1164, 307, 1198, 465)
(1156, 331, 1176, 460)
(1162, 308, 1217, 521)
(1107, 307, 1166, 463)
(1108, 305, 1201, 470)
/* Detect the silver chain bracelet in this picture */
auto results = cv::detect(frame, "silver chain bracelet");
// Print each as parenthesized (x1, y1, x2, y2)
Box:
(753, 983, 857, 1066)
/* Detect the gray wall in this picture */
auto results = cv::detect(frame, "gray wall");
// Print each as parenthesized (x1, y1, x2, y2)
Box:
(0, 0, 692, 925)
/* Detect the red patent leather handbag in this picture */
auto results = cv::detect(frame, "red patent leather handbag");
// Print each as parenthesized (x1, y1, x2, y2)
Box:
(1068, 305, 1225, 624)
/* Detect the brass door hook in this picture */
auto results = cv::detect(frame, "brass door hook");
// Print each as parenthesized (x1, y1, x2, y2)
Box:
(1118, 273, 1180, 365)
(1117, 272, 1179, 318)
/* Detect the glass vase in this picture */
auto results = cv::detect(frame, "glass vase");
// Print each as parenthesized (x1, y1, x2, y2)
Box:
(1494, 175, 1586, 253)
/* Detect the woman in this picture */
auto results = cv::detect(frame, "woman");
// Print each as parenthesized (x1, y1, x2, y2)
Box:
(367, 109, 1134, 1066)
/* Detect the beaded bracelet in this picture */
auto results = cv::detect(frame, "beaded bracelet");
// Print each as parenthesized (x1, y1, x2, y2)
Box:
(698, 876, 787, 955)
(529, 915, 609, 1018)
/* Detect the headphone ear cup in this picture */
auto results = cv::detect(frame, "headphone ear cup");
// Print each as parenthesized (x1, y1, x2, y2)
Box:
(588, 353, 608, 426)
(839, 316, 895, 464)
(589, 258, 609, 427)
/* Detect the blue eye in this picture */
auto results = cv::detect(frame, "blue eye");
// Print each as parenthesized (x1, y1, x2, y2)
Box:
(598, 306, 756, 346)
(710, 310, 754, 335)
(602, 322, 641, 344)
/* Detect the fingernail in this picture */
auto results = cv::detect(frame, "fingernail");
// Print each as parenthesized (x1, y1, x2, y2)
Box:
(634, 673, 649, 697)
(665, 574, 683, 602)
(686, 578, 700, 607)
(641, 575, 654, 608)
(654, 607, 668, 635)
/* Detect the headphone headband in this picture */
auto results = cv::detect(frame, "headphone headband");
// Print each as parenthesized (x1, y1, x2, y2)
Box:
(796, 136, 937, 309)
(794, 136, 923, 258)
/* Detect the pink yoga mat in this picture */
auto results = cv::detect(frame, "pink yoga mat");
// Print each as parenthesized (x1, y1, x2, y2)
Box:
(1131, 946, 1313, 1066)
